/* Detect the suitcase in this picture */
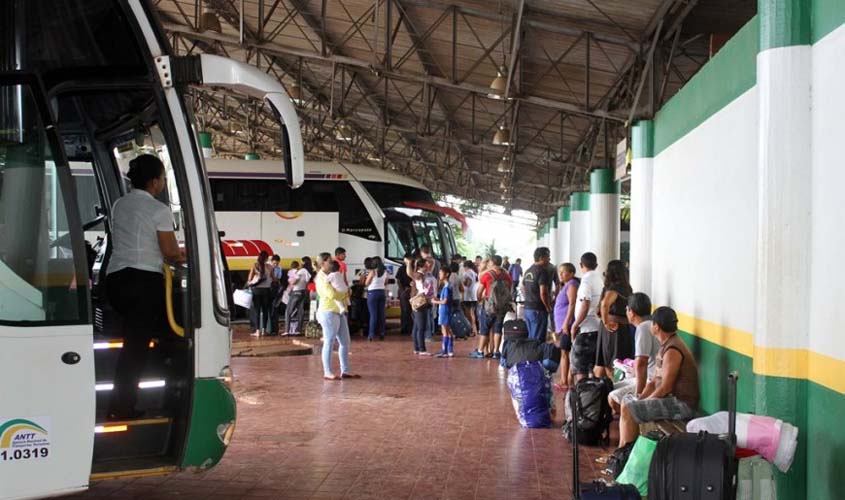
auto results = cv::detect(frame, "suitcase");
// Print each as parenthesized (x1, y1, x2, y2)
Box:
(648, 372, 739, 500)
(571, 379, 642, 499)
(450, 309, 472, 338)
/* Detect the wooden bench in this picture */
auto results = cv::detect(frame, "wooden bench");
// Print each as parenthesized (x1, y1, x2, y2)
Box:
(639, 419, 688, 436)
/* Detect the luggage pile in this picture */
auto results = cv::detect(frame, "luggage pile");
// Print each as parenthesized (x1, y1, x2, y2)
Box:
(570, 372, 785, 500)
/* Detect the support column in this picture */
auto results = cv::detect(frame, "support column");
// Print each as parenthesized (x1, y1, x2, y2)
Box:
(548, 214, 558, 263)
(557, 206, 571, 264)
(589, 169, 621, 272)
(569, 192, 590, 267)
(630, 121, 654, 295)
(754, 2, 810, 498)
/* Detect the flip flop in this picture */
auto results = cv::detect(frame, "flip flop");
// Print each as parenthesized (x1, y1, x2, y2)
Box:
(323, 375, 341, 381)
(341, 373, 361, 379)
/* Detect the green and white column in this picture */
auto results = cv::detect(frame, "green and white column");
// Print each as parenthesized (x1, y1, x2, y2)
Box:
(198, 131, 213, 158)
(549, 214, 559, 264)
(630, 121, 654, 295)
(557, 206, 571, 264)
(569, 192, 590, 266)
(589, 169, 621, 272)
(754, 0, 811, 418)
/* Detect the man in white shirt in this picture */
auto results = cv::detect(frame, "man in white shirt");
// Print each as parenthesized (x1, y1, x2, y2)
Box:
(609, 292, 660, 416)
(284, 260, 311, 335)
(569, 252, 602, 381)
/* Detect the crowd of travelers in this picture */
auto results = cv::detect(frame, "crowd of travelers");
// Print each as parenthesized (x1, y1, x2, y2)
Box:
(239, 243, 701, 449)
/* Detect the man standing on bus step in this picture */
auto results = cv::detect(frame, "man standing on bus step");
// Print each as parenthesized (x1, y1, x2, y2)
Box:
(521, 248, 552, 342)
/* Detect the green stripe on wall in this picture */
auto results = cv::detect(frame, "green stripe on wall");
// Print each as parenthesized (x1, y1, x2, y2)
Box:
(631, 120, 654, 159)
(570, 192, 590, 211)
(812, 0, 845, 43)
(589, 168, 620, 194)
(558, 206, 571, 222)
(653, 17, 759, 156)
(550, 215, 558, 229)
(760, 0, 811, 50)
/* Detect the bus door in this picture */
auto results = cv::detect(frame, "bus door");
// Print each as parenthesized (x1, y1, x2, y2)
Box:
(0, 81, 95, 498)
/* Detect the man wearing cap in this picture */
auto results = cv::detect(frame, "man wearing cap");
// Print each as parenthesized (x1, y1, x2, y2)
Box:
(617, 306, 700, 448)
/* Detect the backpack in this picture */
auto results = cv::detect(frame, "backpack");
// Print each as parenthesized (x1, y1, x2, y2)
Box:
(484, 270, 513, 316)
(562, 377, 614, 446)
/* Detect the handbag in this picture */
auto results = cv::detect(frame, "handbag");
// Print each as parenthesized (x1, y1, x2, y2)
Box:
(410, 293, 430, 311)
(233, 288, 253, 309)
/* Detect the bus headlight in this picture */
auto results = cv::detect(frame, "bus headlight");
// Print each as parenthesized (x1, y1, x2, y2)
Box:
(216, 420, 236, 446)
(218, 366, 233, 389)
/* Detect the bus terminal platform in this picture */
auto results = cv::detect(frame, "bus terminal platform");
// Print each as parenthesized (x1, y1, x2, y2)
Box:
(68, 332, 603, 500)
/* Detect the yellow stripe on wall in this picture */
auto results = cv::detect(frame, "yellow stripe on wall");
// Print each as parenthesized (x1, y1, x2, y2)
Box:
(676, 311, 845, 394)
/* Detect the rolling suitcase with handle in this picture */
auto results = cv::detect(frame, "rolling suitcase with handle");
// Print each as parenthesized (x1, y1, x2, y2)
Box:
(648, 372, 739, 500)
(570, 381, 641, 499)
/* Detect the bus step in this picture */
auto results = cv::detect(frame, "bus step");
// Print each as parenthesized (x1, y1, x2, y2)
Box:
(93, 417, 173, 462)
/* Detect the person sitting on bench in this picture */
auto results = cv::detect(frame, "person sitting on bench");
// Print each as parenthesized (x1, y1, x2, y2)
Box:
(618, 306, 699, 448)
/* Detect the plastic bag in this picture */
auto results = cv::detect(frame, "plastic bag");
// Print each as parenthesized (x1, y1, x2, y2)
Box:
(506, 361, 552, 428)
(616, 434, 659, 496)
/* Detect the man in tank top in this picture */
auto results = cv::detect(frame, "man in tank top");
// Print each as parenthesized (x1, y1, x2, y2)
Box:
(617, 306, 700, 448)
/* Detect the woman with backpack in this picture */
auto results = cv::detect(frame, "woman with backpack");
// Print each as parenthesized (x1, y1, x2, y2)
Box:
(468, 255, 513, 359)
(594, 259, 634, 378)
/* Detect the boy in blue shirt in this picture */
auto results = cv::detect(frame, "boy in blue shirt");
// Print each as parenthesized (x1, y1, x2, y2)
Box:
(431, 267, 454, 358)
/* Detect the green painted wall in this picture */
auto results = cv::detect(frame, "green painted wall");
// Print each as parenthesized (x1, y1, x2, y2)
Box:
(653, 16, 759, 156)
(812, 0, 845, 42)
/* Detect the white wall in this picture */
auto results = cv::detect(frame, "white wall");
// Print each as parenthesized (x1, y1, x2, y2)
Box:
(651, 88, 759, 333)
(809, 26, 845, 360)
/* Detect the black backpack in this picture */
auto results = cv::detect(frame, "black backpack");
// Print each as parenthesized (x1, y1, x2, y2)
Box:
(562, 377, 614, 446)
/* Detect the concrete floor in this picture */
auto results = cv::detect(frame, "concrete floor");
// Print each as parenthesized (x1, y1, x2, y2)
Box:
(71, 334, 613, 499)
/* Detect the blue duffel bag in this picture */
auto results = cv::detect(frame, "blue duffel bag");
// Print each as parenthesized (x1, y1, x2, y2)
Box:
(506, 360, 552, 428)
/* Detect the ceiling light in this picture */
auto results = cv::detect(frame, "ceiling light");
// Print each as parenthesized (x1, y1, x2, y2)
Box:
(366, 153, 382, 162)
(497, 156, 510, 173)
(200, 10, 222, 33)
(488, 67, 507, 99)
(499, 179, 508, 190)
(492, 126, 511, 146)
(335, 124, 353, 142)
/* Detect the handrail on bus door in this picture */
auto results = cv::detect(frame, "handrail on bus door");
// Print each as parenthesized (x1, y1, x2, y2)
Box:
(163, 264, 185, 337)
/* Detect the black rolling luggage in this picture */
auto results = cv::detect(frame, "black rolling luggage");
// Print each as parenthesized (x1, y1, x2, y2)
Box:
(570, 382, 641, 500)
(648, 372, 739, 500)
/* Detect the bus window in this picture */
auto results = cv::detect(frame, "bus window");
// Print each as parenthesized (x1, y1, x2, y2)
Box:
(0, 84, 87, 323)
(386, 219, 415, 261)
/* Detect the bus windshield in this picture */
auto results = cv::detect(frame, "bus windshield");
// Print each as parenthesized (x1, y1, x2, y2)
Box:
(384, 209, 453, 263)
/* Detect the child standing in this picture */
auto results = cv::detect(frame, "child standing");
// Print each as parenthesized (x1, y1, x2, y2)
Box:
(431, 267, 454, 358)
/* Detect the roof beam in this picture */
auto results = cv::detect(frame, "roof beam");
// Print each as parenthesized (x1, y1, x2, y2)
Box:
(162, 22, 626, 122)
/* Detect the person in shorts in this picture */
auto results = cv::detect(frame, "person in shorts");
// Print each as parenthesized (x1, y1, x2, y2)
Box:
(618, 307, 700, 448)
(608, 292, 660, 414)
(569, 252, 602, 381)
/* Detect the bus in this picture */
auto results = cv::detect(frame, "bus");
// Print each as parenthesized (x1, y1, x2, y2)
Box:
(0, 1, 304, 498)
(205, 159, 466, 311)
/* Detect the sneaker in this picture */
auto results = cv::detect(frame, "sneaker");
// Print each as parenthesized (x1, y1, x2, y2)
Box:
(418, 351, 432, 356)
(468, 350, 485, 359)
(485, 353, 494, 358)
(435, 352, 448, 358)
(447, 352, 455, 357)
(250, 332, 261, 337)
(492, 352, 501, 360)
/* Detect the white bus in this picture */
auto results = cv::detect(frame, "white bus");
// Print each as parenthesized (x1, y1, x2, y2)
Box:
(206, 159, 466, 309)
(0, 1, 304, 498)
